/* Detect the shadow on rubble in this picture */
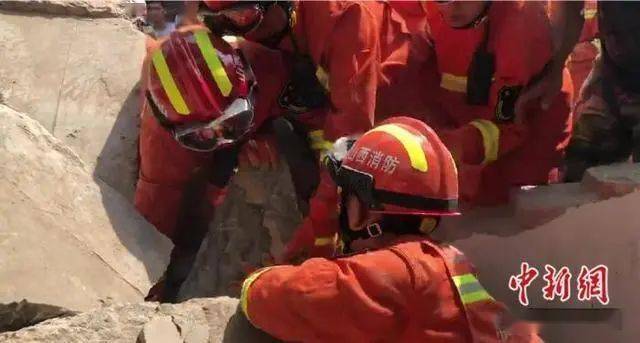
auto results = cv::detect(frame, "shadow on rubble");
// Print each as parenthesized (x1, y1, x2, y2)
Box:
(0, 300, 77, 333)
(92, 84, 164, 283)
(222, 306, 281, 343)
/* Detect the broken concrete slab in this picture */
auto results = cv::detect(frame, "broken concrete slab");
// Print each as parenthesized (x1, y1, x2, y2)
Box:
(0, 298, 278, 343)
(137, 316, 182, 343)
(0, 0, 125, 18)
(0, 104, 171, 312)
(178, 165, 302, 300)
(436, 187, 640, 342)
(0, 12, 145, 199)
(514, 183, 599, 228)
(581, 163, 640, 200)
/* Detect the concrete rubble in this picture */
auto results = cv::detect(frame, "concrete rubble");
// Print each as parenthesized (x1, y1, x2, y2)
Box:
(178, 165, 302, 300)
(0, 104, 171, 312)
(2, 0, 640, 342)
(0, 7, 145, 199)
(0, 298, 277, 343)
(436, 163, 640, 342)
(0, 0, 126, 18)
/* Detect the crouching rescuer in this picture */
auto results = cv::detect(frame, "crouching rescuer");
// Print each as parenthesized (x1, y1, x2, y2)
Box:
(239, 117, 541, 342)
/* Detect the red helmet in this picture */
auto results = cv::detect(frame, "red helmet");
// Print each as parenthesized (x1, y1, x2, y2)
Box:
(200, 1, 295, 40)
(200, 1, 267, 35)
(328, 117, 460, 216)
(146, 26, 256, 151)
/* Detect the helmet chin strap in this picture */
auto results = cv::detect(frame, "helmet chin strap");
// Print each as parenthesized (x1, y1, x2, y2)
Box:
(339, 194, 442, 252)
(338, 202, 395, 247)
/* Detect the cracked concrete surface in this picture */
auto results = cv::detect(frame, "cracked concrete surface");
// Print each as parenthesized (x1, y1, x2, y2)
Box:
(0, 104, 171, 312)
(0, 11, 145, 199)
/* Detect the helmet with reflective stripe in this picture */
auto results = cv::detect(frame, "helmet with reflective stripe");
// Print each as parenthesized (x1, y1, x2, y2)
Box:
(331, 117, 459, 216)
(147, 25, 256, 151)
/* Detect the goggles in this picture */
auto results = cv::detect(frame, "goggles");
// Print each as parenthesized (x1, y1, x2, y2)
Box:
(147, 86, 255, 152)
(325, 154, 459, 213)
(201, 3, 266, 36)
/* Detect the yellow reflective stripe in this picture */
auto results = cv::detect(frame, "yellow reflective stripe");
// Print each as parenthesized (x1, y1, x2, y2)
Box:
(369, 124, 428, 172)
(440, 73, 468, 93)
(194, 30, 233, 97)
(583, 9, 597, 20)
(308, 130, 324, 139)
(314, 234, 337, 247)
(452, 273, 494, 305)
(315, 66, 330, 92)
(469, 119, 500, 164)
(461, 289, 494, 305)
(240, 267, 276, 323)
(308, 130, 333, 152)
(452, 273, 476, 287)
(152, 50, 190, 115)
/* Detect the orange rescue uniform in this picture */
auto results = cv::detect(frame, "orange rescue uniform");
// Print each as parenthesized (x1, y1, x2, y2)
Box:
(135, 38, 290, 241)
(278, 1, 427, 253)
(426, 1, 573, 205)
(242, 236, 538, 342)
(283, 1, 383, 141)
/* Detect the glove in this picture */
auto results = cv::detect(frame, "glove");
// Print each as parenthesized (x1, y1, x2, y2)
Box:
(238, 135, 279, 170)
(278, 169, 340, 263)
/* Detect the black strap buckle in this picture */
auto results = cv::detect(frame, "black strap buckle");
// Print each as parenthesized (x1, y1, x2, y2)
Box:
(366, 223, 382, 238)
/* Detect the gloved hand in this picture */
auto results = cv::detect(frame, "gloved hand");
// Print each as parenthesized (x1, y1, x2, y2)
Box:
(238, 135, 279, 170)
(278, 169, 340, 263)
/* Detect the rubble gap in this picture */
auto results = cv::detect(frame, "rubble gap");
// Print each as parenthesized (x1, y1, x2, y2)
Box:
(0, 300, 77, 333)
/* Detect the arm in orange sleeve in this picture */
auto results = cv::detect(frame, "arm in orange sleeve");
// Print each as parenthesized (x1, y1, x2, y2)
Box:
(322, 4, 380, 141)
(241, 250, 411, 342)
(441, 119, 528, 166)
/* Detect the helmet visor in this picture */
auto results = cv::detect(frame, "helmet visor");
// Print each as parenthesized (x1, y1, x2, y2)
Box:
(174, 97, 254, 152)
(326, 155, 381, 210)
(326, 154, 459, 214)
(202, 3, 264, 35)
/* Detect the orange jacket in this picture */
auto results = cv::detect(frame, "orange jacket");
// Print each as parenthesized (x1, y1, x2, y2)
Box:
(241, 236, 527, 342)
(277, 1, 423, 257)
(426, 1, 572, 204)
(135, 37, 290, 241)
(281, 1, 383, 141)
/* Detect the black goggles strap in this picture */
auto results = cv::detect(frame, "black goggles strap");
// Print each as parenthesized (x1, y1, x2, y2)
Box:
(146, 91, 177, 131)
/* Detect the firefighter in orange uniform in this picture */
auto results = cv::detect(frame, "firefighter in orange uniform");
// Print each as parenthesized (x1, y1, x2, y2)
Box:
(137, 26, 298, 300)
(240, 117, 541, 342)
(424, 0, 573, 205)
(201, 0, 417, 260)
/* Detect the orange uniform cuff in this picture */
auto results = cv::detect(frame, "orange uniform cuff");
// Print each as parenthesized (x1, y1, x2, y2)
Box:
(240, 267, 277, 325)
